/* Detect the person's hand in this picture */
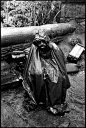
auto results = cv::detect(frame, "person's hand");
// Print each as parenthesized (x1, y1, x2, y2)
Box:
(49, 41, 53, 48)
(49, 41, 59, 50)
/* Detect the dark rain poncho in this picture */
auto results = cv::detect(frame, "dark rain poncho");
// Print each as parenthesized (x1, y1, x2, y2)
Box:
(22, 43, 71, 109)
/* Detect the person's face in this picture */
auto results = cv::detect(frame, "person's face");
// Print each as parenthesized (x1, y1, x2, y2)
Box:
(35, 40, 47, 49)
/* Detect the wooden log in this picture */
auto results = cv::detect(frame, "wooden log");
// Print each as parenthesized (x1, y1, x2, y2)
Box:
(1, 20, 76, 48)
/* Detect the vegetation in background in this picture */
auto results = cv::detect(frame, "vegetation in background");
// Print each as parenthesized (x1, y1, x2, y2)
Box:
(1, 1, 62, 27)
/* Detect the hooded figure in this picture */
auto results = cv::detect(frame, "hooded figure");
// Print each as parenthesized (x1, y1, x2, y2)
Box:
(22, 30, 71, 115)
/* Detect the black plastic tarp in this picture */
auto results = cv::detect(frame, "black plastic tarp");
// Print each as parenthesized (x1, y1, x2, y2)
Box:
(22, 43, 71, 110)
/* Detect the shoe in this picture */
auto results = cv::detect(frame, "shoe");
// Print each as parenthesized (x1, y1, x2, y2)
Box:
(47, 107, 58, 115)
(47, 107, 65, 116)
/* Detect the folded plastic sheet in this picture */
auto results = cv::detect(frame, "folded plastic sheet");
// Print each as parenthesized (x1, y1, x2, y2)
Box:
(22, 43, 71, 111)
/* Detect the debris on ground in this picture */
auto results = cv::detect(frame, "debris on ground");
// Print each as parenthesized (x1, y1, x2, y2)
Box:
(67, 43, 85, 63)
(1, 61, 22, 90)
(66, 63, 79, 74)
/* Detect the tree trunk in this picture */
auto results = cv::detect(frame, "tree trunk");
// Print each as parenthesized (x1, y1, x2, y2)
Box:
(1, 20, 77, 48)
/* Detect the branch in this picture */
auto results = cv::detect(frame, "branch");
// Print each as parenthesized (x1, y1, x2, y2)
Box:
(53, 5, 65, 23)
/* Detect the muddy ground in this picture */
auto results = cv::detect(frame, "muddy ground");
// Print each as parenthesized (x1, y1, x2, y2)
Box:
(1, 32, 85, 127)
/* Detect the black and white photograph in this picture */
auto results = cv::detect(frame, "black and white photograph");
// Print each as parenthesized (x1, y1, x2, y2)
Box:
(1, 0, 85, 127)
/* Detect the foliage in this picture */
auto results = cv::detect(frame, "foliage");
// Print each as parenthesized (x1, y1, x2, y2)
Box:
(1, 1, 61, 27)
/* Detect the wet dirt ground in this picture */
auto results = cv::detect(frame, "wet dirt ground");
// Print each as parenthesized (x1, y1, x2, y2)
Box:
(1, 33, 85, 127)
(1, 71, 85, 127)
